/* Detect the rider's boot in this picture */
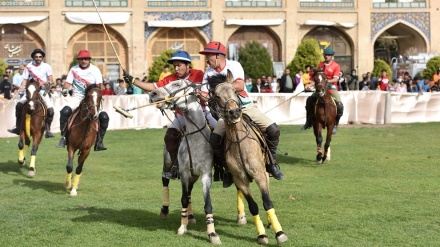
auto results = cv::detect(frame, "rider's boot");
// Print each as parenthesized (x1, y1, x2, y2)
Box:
(7, 102, 24, 135)
(94, 112, 109, 151)
(56, 106, 72, 148)
(164, 128, 181, 179)
(301, 96, 314, 131)
(45, 107, 55, 138)
(333, 101, 344, 135)
(265, 123, 284, 180)
(213, 156, 224, 182)
(210, 132, 233, 188)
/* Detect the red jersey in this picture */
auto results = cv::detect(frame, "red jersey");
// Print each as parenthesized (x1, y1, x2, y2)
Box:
(318, 60, 341, 89)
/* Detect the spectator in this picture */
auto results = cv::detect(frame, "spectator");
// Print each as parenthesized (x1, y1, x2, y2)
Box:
(270, 76, 278, 93)
(279, 68, 295, 93)
(431, 82, 440, 92)
(302, 65, 311, 88)
(131, 78, 143, 94)
(12, 65, 25, 94)
(4, 68, 12, 84)
(419, 78, 431, 93)
(0, 74, 12, 99)
(361, 81, 370, 91)
(159, 64, 171, 80)
(114, 79, 127, 95)
(378, 69, 389, 91)
(251, 78, 262, 93)
(338, 71, 348, 91)
(432, 68, 439, 84)
(396, 81, 407, 93)
(367, 72, 377, 90)
(387, 79, 398, 92)
(295, 69, 303, 89)
(358, 75, 368, 91)
(348, 69, 359, 91)
(245, 77, 253, 92)
(102, 82, 115, 96)
(407, 79, 419, 93)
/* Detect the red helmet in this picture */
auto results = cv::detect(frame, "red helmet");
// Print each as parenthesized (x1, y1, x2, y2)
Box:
(77, 50, 91, 59)
(199, 41, 227, 56)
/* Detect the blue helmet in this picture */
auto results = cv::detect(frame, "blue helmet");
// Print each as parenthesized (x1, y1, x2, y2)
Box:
(167, 50, 192, 64)
(323, 47, 335, 55)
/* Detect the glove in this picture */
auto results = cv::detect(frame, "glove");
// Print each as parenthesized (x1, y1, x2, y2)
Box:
(123, 69, 135, 88)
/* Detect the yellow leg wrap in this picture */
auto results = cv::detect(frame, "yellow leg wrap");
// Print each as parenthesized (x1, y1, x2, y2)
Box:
(25, 114, 31, 137)
(181, 208, 188, 225)
(267, 208, 282, 233)
(206, 214, 215, 233)
(29, 155, 36, 169)
(65, 173, 72, 184)
(18, 149, 24, 162)
(72, 174, 82, 189)
(237, 190, 245, 215)
(253, 215, 266, 236)
(162, 187, 169, 207)
(24, 145, 29, 154)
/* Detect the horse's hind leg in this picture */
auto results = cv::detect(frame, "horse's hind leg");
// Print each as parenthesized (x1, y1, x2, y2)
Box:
(261, 193, 288, 244)
(70, 148, 90, 197)
(17, 136, 27, 166)
(322, 127, 333, 163)
(27, 133, 43, 178)
(201, 173, 221, 244)
(314, 126, 324, 163)
(237, 189, 247, 225)
(64, 148, 75, 190)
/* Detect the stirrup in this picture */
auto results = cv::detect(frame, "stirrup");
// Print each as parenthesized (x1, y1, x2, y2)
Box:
(170, 166, 179, 180)
(266, 164, 284, 180)
(94, 142, 107, 151)
(301, 121, 311, 131)
(7, 128, 19, 135)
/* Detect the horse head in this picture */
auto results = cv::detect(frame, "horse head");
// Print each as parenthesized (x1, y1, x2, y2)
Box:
(209, 70, 242, 124)
(149, 79, 195, 111)
(313, 70, 328, 97)
(26, 80, 41, 111)
(83, 84, 102, 120)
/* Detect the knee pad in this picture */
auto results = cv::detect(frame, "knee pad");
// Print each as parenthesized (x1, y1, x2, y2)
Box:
(15, 102, 24, 117)
(265, 123, 280, 139)
(99, 111, 109, 130)
(209, 132, 223, 149)
(164, 128, 181, 152)
(60, 106, 73, 123)
(47, 107, 54, 117)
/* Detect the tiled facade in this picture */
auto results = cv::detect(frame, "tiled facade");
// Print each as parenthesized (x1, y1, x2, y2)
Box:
(0, 0, 439, 82)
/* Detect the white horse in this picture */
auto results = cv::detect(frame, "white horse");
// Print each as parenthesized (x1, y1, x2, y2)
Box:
(149, 79, 221, 245)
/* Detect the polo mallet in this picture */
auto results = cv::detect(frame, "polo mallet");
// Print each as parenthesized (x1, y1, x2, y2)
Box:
(264, 90, 305, 114)
(113, 93, 191, 118)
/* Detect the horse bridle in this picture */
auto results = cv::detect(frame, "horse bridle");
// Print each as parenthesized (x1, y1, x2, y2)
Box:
(80, 88, 102, 121)
(210, 83, 243, 125)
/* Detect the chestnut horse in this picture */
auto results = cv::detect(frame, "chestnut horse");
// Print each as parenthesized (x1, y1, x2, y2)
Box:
(210, 72, 288, 245)
(17, 80, 47, 178)
(149, 79, 221, 244)
(311, 71, 337, 163)
(63, 84, 102, 196)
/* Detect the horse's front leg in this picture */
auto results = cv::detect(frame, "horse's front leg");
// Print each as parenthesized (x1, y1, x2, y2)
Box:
(160, 177, 171, 219)
(201, 173, 221, 244)
(322, 126, 333, 163)
(70, 148, 91, 197)
(260, 190, 288, 244)
(27, 132, 43, 178)
(237, 189, 247, 225)
(178, 180, 191, 235)
(17, 135, 27, 166)
(64, 147, 75, 190)
(314, 125, 324, 163)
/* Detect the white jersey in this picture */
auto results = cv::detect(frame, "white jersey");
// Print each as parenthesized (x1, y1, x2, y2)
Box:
(66, 64, 103, 98)
(22, 61, 53, 87)
(201, 60, 245, 93)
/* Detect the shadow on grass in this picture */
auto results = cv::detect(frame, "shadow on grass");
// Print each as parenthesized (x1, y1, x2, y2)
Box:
(70, 207, 256, 243)
(0, 159, 27, 176)
(12, 178, 66, 194)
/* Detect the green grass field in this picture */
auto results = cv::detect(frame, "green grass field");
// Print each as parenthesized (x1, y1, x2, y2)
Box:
(1, 123, 439, 247)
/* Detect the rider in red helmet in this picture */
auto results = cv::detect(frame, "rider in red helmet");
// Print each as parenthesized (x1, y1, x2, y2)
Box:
(199, 41, 284, 188)
(56, 49, 109, 151)
(8, 48, 55, 138)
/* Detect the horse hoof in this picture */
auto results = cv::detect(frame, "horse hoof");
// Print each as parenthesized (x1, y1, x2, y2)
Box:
(70, 189, 78, 197)
(18, 158, 26, 167)
(266, 223, 272, 229)
(276, 231, 288, 244)
(257, 235, 269, 245)
(237, 213, 247, 225)
(188, 214, 196, 224)
(177, 225, 187, 235)
(208, 232, 222, 245)
(64, 181, 72, 190)
(27, 169, 35, 178)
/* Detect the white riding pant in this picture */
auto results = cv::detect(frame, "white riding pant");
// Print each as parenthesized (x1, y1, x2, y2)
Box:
(19, 89, 53, 109)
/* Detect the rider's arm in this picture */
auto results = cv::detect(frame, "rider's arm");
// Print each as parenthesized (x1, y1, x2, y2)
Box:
(131, 80, 156, 92)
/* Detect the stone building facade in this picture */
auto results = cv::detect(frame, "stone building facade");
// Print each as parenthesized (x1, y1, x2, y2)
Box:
(0, 0, 438, 82)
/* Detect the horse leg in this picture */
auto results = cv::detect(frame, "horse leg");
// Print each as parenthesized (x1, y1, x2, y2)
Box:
(187, 185, 196, 224)
(27, 132, 42, 178)
(322, 127, 333, 163)
(70, 148, 90, 197)
(201, 173, 221, 244)
(64, 147, 75, 190)
(177, 180, 191, 235)
(17, 135, 27, 166)
(314, 126, 323, 163)
(160, 177, 170, 220)
(261, 192, 288, 244)
(237, 189, 247, 225)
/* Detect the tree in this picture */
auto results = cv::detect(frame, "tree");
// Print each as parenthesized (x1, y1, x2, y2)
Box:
(0, 59, 8, 77)
(372, 59, 392, 79)
(421, 56, 440, 80)
(287, 38, 322, 74)
(238, 41, 273, 80)
(147, 49, 175, 82)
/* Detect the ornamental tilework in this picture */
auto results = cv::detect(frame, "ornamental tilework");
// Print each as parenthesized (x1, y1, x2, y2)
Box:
(371, 12, 430, 41)
(145, 11, 212, 40)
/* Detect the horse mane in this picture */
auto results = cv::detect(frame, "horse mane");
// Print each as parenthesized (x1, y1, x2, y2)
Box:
(207, 73, 228, 93)
(84, 84, 100, 96)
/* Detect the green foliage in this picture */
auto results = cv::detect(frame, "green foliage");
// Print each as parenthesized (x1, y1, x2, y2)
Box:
(0, 59, 8, 76)
(68, 56, 79, 70)
(372, 59, 392, 78)
(147, 49, 175, 82)
(238, 41, 273, 79)
(287, 38, 322, 73)
(421, 56, 440, 79)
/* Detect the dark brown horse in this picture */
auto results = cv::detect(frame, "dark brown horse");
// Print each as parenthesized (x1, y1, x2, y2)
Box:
(18, 80, 47, 178)
(63, 84, 102, 196)
(311, 71, 337, 163)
